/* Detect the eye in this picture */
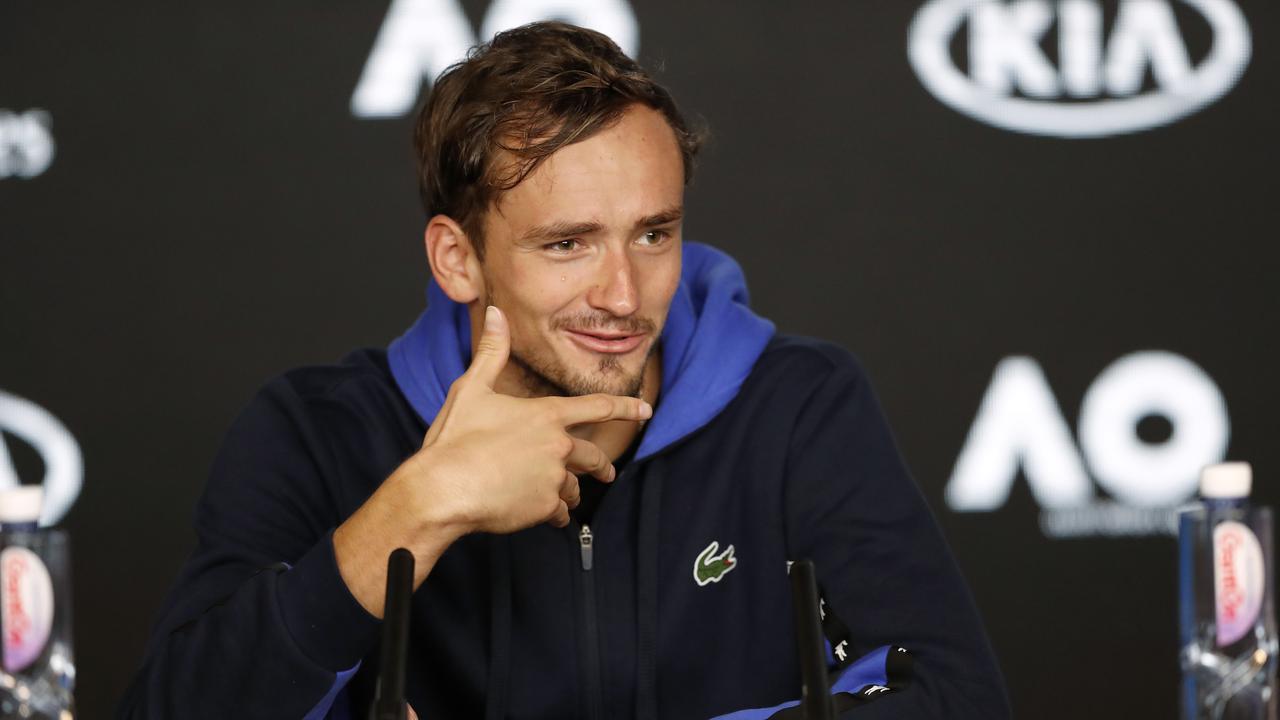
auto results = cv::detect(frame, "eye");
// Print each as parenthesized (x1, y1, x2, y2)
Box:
(639, 230, 670, 246)
(545, 239, 581, 253)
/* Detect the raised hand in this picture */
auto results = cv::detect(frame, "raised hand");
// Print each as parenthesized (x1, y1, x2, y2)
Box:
(334, 306, 651, 617)
(412, 305, 651, 531)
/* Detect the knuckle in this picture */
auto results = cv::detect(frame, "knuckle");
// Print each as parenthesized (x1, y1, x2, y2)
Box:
(600, 395, 619, 416)
(588, 394, 612, 418)
(544, 462, 565, 485)
(544, 496, 563, 517)
(534, 404, 560, 426)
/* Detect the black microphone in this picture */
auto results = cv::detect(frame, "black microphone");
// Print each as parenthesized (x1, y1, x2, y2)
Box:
(370, 548, 415, 720)
(790, 559, 835, 720)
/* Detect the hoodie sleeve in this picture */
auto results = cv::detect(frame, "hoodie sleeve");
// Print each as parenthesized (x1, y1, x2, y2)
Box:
(117, 378, 381, 719)
(778, 350, 1012, 720)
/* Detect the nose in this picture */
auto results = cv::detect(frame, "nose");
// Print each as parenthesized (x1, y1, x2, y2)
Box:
(586, 247, 638, 317)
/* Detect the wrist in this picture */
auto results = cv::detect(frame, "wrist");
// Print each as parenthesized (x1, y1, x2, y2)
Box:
(398, 453, 473, 551)
(332, 458, 469, 618)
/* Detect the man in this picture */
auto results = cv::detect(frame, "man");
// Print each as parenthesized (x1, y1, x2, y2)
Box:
(121, 21, 1010, 719)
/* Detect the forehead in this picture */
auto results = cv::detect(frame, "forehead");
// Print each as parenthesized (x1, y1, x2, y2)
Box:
(486, 105, 686, 237)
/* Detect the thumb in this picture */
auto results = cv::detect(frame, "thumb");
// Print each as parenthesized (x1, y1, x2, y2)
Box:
(406, 704, 419, 720)
(469, 305, 510, 389)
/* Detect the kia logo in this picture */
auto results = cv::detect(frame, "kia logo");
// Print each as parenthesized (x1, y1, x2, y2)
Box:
(908, 0, 1251, 138)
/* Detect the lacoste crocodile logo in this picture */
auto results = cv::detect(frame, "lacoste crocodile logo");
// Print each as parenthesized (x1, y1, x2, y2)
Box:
(693, 541, 737, 586)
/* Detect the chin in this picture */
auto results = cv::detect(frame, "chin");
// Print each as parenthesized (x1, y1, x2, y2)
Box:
(509, 343, 648, 399)
(556, 335, 653, 395)
(562, 358, 646, 398)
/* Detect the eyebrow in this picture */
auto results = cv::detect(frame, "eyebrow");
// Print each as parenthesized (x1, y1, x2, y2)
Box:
(637, 206, 684, 228)
(519, 220, 605, 245)
(517, 206, 684, 245)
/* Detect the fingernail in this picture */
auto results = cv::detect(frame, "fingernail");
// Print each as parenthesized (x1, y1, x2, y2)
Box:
(639, 401, 653, 419)
(485, 305, 497, 324)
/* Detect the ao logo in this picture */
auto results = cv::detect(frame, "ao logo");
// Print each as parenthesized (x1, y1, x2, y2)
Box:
(0, 391, 82, 526)
(945, 352, 1229, 535)
(0, 110, 55, 179)
(908, 0, 1252, 138)
(351, 0, 638, 118)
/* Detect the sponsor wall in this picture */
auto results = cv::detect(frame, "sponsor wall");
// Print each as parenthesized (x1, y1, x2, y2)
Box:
(2, 0, 1276, 716)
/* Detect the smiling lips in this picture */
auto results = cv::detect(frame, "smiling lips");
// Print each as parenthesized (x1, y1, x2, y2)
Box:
(565, 329, 645, 354)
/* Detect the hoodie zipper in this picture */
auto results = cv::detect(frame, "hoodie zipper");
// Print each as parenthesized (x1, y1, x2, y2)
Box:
(577, 520, 605, 720)
(579, 524, 594, 570)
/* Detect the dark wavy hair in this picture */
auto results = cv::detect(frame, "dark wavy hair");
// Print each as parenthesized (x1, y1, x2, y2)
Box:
(413, 21, 703, 260)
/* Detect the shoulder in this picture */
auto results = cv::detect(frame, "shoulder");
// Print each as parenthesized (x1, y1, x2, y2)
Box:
(722, 334, 879, 433)
(205, 349, 420, 512)
(195, 351, 415, 554)
(273, 349, 398, 404)
(241, 348, 422, 443)
(748, 334, 872, 392)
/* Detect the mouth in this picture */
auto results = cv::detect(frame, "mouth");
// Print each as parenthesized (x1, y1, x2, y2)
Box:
(564, 329, 646, 355)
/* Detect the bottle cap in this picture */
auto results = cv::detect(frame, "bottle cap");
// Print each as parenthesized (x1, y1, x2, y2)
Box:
(0, 485, 44, 525)
(1200, 462, 1252, 499)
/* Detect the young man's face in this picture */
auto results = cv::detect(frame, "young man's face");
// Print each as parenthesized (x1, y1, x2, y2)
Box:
(478, 104, 685, 399)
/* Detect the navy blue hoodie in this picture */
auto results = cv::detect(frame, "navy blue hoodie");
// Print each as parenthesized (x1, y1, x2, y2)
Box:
(120, 242, 1010, 719)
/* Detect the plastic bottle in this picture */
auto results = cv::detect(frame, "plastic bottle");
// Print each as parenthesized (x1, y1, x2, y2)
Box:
(1179, 462, 1279, 720)
(0, 486, 75, 719)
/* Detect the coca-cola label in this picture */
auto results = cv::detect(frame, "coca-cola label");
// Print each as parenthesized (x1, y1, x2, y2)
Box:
(0, 547, 54, 672)
(1213, 520, 1265, 646)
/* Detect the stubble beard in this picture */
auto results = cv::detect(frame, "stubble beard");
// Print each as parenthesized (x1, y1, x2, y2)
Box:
(486, 286, 657, 399)
(508, 339, 656, 399)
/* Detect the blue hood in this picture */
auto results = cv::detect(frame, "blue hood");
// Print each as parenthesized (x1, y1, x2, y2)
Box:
(387, 241, 775, 460)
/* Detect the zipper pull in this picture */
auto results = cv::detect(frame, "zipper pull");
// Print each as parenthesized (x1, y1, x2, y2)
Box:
(579, 524, 594, 571)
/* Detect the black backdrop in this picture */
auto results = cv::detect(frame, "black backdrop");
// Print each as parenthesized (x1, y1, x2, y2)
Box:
(3, 1, 1278, 717)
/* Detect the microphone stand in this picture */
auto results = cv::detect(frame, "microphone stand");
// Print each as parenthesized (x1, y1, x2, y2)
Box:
(791, 560, 836, 720)
(368, 551, 833, 719)
(370, 548, 415, 720)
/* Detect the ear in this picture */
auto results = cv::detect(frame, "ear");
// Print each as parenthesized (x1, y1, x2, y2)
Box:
(425, 214, 483, 303)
